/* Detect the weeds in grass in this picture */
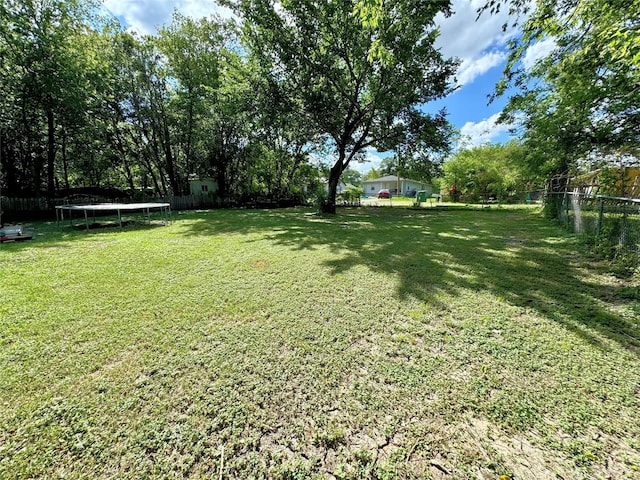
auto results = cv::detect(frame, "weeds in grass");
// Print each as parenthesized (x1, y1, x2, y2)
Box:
(1, 206, 639, 479)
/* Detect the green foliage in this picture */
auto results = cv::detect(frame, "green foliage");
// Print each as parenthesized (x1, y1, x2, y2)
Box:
(339, 168, 363, 186)
(377, 157, 392, 176)
(0, 0, 458, 206)
(0, 5, 319, 200)
(311, 184, 329, 211)
(595, 167, 640, 198)
(337, 185, 364, 205)
(0, 0, 103, 195)
(229, 0, 457, 212)
(587, 220, 640, 277)
(430, 176, 444, 195)
(484, 0, 640, 177)
(155, 13, 226, 193)
(443, 141, 535, 202)
(363, 168, 381, 181)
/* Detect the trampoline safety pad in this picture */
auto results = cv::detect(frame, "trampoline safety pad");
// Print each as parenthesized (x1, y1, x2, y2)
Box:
(56, 203, 171, 230)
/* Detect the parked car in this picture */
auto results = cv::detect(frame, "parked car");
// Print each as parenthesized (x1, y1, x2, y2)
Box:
(376, 189, 391, 199)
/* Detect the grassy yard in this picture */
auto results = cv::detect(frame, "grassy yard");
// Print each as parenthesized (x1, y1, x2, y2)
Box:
(1, 206, 639, 479)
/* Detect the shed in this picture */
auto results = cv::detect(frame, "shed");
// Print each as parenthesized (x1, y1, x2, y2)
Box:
(189, 178, 218, 196)
(571, 167, 640, 198)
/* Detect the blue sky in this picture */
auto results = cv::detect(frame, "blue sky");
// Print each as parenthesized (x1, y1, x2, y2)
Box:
(103, 0, 554, 174)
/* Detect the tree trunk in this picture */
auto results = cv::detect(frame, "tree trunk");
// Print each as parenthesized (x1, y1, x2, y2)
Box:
(162, 119, 180, 195)
(61, 128, 70, 190)
(322, 154, 346, 214)
(185, 90, 195, 176)
(214, 156, 227, 199)
(46, 108, 55, 199)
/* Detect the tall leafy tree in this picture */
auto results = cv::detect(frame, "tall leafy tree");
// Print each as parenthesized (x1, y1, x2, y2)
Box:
(201, 49, 258, 199)
(109, 33, 182, 195)
(483, 0, 640, 185)
(340, 168, 362, 186)
(363, 167, 381, 181)
(156, 14, 226, 181)
(227, 0, 457, 213)
(0, 0, 100, 197)
(99, 31, 161, 193)
(248, 57, 325, 199)
(443, 141, 532, 202)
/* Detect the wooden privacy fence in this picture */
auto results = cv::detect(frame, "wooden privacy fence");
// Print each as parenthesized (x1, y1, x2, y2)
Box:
(1, 197, 64, 222)
(152, 194, 227, 210)
(1, 194, 295, 222)
(1, 197, 50, 213)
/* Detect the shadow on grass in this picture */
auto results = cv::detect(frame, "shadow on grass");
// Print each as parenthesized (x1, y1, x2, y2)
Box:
(0, 217, 171, 251)
(174, 206, 639, 356)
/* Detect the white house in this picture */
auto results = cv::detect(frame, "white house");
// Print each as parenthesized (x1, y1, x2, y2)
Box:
(361, 175, 432, 197)
(323, 180, 355, 194)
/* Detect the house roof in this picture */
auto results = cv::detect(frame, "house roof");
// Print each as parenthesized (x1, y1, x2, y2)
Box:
(362, 175, 427, 183)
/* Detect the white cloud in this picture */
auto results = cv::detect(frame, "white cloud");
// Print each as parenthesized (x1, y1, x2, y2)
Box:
(522, 38, 556, 70)
(435, 0, 517, 86)
(103, 0, 230, 35)
(459, 112, 512, 146)
(105, 0, 513, 87)
(351, 150, 386, 174)
(456, 50, 506, 85)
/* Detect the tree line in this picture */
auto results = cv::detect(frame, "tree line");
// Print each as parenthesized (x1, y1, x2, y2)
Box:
(1, 0, 637, 212)
(0, 0, 459, 212)
(483, 0, 639, 184)
(0, 1, 333, 203)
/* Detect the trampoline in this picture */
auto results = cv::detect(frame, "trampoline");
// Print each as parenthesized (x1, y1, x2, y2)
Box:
(56, 203, 171, 230)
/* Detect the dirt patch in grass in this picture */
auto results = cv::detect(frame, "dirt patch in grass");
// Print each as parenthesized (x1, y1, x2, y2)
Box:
(1, 207, 639, 479)
(248, 416, 640, 479)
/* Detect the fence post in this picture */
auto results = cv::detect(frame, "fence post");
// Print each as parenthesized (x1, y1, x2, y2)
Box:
(596, 197, 604, 236)
(621, 202, 628, 247)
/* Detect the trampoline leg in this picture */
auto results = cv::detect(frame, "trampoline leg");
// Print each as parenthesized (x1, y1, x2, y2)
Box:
(84, 210, 89, 230)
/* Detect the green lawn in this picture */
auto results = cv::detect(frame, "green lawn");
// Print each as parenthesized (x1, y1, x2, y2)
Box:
(1, 206, 639, 479)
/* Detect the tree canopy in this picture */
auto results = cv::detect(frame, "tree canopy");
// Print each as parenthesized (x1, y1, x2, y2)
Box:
(0, 2, 322, 203)
(483, 0, 640, 184)
(1, 1, 459, 210)
(442, 141, 535, 202)
(227, 0, 458, 212)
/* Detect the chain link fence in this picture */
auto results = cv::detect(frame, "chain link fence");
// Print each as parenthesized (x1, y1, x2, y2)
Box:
(547, 192, 640, 271)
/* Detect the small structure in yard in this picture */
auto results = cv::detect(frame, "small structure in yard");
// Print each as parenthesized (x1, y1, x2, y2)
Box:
(414, 190, 441, 206)
(362, 175, 432, 197)
(189, 178, 218, 196)
(0, 224, 33, 243)
(570, 161, 640, 198)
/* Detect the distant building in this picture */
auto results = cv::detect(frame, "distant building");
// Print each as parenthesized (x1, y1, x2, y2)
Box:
(362, 175, 432, 197)
(189, 178, 218, 196)
(322, 180, 355, 194)
(571, 167, 640, 198)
